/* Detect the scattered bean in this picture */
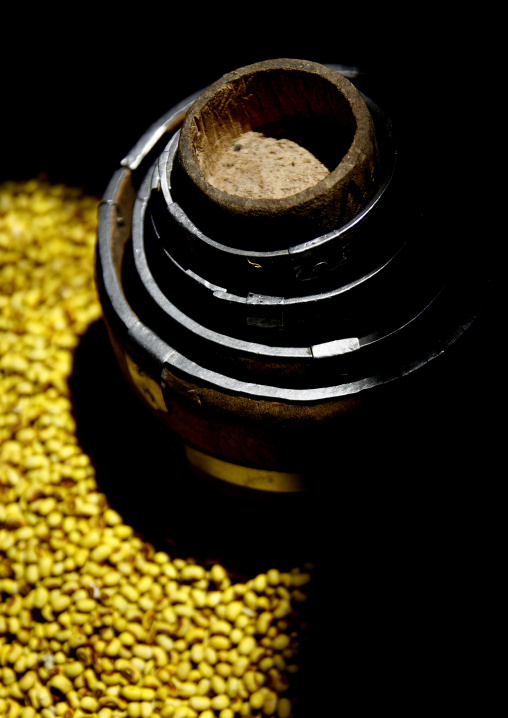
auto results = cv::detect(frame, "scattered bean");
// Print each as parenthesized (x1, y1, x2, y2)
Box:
(0, 179, 309, 718)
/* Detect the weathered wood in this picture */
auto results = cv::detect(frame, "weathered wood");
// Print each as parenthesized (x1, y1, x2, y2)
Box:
(176, 58, 380, 246)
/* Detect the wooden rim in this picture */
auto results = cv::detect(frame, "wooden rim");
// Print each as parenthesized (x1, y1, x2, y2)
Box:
(176, 58, 380, 238)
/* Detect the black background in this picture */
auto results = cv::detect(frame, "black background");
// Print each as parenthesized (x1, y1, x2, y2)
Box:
(4, 10, 497, 196)
(3, 9, 503, 713)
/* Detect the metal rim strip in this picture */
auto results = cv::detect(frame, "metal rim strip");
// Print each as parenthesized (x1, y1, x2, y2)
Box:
(96, 73, 490, 407)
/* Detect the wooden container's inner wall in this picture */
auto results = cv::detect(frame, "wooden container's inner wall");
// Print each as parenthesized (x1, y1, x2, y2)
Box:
(189, 70, 357, 199)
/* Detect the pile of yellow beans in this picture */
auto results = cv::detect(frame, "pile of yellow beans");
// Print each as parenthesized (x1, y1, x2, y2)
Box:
(0, 179, 312, 718)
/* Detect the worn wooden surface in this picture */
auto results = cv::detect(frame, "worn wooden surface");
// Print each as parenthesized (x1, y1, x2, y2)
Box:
(176, 58, 380, 245)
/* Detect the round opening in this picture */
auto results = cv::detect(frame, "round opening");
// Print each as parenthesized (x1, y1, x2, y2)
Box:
(176, 59, 379, 242)
(191, 68, 358, 200)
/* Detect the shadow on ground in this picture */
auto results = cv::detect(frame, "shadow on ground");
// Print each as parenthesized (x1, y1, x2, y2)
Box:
(68, 310, 502, 711)
(69, 319, 324, 579)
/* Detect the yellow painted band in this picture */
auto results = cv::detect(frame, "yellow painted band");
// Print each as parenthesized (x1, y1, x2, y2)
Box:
(183, 445, 307, 493)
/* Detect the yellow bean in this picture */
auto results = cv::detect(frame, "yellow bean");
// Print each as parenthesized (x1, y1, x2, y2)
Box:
(266, 569, 280, 586)
(209, 635, 230, 651)
(210, 565, 227, 585)
(63, 661, 84, 679)
(215, 662, 233, 678)
(252, 574, 267, 593)
(137, 575, 153, 594)
(127, 703, 141, 718)
(272, 634, 290, 651)
(243, 591, 258, 611)
(229, 627, 243, 644)
(250, 688, 268, 711)
(226, 675, 240, 698)
(231, 656, 250, 677)
(276, 697, 292, 718)
(256, 612, 273, 635)
(50, 593, 72, 613)
(102, 571, 121, 586)
(190, 588, 206, 608)
(188, 696, 211, 712)
(180, 565, 206, 582)
(104, 638, 122, 656)
(32, 586, 49, 609)
(74, 598, 96, 613)
(177, 682, 197, 698)
(80, 695, 99, 712)
(90, 544, 113, 563)
(24, 564, 40, 584)
(173, 604, 193, 617)
(224, 601, 243, 623)
(206, 591, 222, 608)
(6, 596, 23, 618)
(121, 686, 143, 701)
(175, 660, 191, 681)
(48, 674, 73, 695)
(151, 645, 168, 667)
(18, 670, 37, 692)
(188, 643, 203, 663)
(237, 636, 256, 656)
(140, 703, 154, 718)
(203, 646, 217, 665)
(262, 690, 278, 715)
(234, 614, 250, 631)
(210, 674, 226, 695)
(197, 661, 214, 679)
(6, 643, 23, 664)
(259, 657, 274, 673)
(210, 694, 229, 711)
(155, 634, 174, 653)
(243, 671, 259, 693)
(185, 627, 206, 645)
(195, 677, 211, 695)
(273, 600, 291, 619)
(210, 619, 231, 636)
(0, 178, 310, 718)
